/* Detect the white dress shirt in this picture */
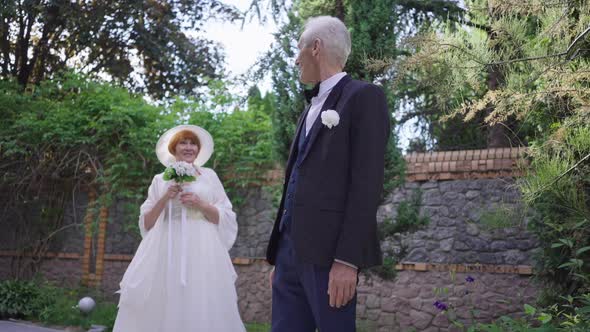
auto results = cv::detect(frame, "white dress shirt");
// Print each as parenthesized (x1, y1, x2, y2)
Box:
(305, 72, 348, 136)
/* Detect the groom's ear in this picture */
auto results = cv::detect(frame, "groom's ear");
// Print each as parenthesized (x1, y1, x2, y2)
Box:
(312, 38, 321, 55)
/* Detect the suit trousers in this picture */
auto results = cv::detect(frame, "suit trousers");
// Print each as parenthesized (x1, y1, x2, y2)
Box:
(271, 217, 356, 332)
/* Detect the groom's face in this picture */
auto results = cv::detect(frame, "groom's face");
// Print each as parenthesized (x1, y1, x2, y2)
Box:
(295, 36, 320, 85)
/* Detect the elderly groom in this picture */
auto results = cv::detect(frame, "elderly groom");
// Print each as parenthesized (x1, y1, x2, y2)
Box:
(265, 16, 390, 332)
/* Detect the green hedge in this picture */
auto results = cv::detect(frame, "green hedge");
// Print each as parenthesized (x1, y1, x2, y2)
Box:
(0, 74, 277, 231)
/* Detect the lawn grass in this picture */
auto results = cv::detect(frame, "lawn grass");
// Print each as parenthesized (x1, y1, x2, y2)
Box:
(245, 322, 270, 332)
(245, 320, 378, 332)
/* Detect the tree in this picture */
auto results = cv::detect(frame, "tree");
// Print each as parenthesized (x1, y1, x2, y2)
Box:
(393, 1, 590, 303)
(0, 0, 240, 98)
(393, 0, 590, 148)
(247, 0, 464, 192)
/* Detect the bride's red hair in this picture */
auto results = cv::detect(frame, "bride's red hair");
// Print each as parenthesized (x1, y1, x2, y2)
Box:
(168, 130, 201, 155)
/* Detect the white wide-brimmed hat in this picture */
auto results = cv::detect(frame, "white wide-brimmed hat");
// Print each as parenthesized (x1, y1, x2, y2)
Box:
(155, 125, 214, 167)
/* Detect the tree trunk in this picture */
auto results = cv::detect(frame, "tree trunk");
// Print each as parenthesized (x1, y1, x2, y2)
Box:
(0, 15, 11, 75)
(16, 10, 36, 86)
(335, 0, 345, 21)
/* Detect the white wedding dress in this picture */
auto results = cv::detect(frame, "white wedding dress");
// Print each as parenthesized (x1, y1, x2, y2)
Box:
(113, 167, 246, 332)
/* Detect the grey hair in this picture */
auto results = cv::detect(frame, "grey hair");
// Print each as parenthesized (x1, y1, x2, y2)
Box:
(300, 16, 352, 68)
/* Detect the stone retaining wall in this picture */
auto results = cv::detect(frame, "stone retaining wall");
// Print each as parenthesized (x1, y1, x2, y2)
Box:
(233, 259, 538, 331)
(0, 147, 543, 331)
(378, 178, 538, 266)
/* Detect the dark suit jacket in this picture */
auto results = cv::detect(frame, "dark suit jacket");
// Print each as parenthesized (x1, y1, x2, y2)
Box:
(266, 75, 390, 269)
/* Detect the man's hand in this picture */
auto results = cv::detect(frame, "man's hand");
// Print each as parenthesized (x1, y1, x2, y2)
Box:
(328, 261, 357, 308)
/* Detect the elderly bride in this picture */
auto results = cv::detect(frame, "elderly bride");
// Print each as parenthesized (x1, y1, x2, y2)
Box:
(113, 125, 246, 332)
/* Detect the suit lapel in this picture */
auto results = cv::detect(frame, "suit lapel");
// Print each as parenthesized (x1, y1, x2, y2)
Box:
(298, 75, 351, 165)
(285, 103, 312, 178)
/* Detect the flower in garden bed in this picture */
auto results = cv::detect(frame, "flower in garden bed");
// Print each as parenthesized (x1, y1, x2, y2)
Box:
(433, 300, 448, 311)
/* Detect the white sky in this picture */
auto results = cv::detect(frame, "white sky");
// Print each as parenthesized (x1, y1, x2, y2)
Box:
(200, 0, 278, 94)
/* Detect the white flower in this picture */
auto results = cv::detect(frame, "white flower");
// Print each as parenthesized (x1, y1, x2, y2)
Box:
(321, 109, 340, 129)
(170, 161, 197, 177)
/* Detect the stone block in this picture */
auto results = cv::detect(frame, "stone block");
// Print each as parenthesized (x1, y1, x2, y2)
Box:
(440, 238, 454, 252)
(367, 309, 381, 321)
(395, 285, 421, 299)
(378, 312, 396, 327)
(464, 203, 482, 222)
(465, 223, 480, 236)
(409, 309, 434, 330)
(503, 250, 527, 265)
(423, 189, 443, 206)
(421, 181, 439, 190)
(422, 327, 440, 332)
(438, 217, 457, 227)
(395, 311, 412, 328)
(433, 228, 455, 240)
(465, 237, 489, 251)
(366, 294, 381, 309)
(454, 241, 470, 251)
(490, 240, 511, 251)
(406, 248, 428, 261)
(441, 191, 459, 201)
(431, 252, 449, 263)
(432, 313, 450, 327)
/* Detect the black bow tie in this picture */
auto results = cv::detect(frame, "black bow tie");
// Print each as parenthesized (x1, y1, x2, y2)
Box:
(303, 83, 321, 103)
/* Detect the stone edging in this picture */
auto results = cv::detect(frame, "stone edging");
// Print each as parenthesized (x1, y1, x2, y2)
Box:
(405, 147, 528, 181)
(0, 252, 534, 276)
(395, 262, 533, 275)
(0, 251, 81, 259)
(223, 147, 530, 184)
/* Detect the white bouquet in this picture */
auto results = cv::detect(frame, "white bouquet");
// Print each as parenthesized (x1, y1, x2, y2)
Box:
(163, 161, 198, 183)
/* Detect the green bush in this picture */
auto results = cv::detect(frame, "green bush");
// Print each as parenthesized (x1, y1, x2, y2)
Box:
(0, 279, 45, 319)
(378, 190, 429, 238)
(371, 190, 428, 279)
(0, 74, 173, 242)
(0, 74, 278, 238)
(370, 255, 399, 280)
(518, 126, 590, 302)
(0, 279, 117, 330)
(474, 294, 590, 331)
(478, 203, 529, 230)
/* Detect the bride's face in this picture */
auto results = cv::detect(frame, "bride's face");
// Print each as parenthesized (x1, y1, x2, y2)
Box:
(174, 139, 199, 164)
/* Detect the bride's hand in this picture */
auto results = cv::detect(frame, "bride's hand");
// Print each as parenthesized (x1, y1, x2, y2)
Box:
(165, 184, 183, 199)
(179, 192, 207, 209)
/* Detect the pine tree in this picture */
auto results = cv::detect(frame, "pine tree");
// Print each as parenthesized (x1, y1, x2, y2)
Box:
(394, 0, 590, 147)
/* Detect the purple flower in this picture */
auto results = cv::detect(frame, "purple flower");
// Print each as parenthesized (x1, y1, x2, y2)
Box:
(466, 276, 475, 283)
(433, 300, 448, 311)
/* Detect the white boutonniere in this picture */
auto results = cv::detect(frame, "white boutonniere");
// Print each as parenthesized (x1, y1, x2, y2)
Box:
(321, 109, 340, 129)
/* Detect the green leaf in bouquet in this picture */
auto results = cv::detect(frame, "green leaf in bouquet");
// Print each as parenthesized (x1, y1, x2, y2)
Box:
(163, 167, 176, 181)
